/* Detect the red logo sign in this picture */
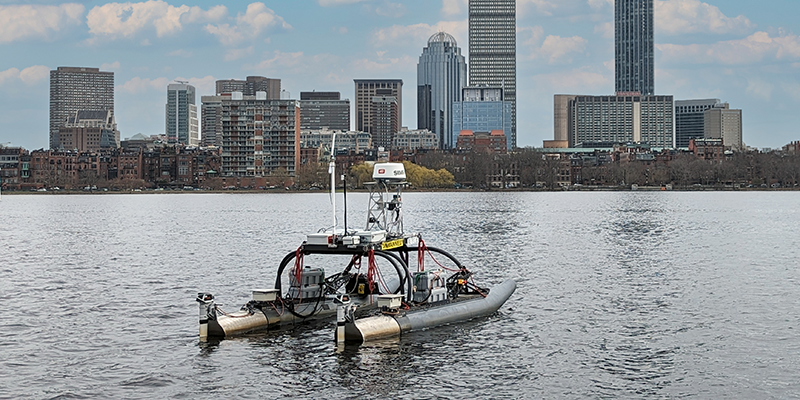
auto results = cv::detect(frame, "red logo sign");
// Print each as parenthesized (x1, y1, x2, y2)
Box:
(378, 169, 385, 174)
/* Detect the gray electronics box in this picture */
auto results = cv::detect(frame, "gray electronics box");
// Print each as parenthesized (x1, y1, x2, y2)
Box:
(290, 268, 324, 287)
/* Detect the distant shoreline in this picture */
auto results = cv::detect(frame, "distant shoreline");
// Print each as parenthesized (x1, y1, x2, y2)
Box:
(2, 187, 798, 195)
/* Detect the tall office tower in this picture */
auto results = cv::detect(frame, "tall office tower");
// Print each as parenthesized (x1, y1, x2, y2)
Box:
(219, 92, 300, 177)
(417, 32, 467, 150)
(299, 91, 350, 131)
(49, 67, 115, 149)
(452, 86, 512, 150)
(675, 99, 720, 148)
(201, 95, 224, 147)
(615, 0, 655, 95)
(216, 76, 281, 98)
(469, 0, 516, 148)
(354, 79, 403, 148)
(704, 103, 743, 151)
(166, 83, 199, 146)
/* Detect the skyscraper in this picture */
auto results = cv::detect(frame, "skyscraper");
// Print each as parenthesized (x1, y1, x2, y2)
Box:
(468, 0, 516, 148)
(49, 67, 114, 149)
(166, 83, 199, 146)
(417, 32, 467, 149)
(615, 0, 654, 95)
(354, 79, 403, 149)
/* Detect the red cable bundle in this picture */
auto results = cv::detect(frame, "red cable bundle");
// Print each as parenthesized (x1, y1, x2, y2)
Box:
(417, 238, 426, 272)
(292, 247, 304, 298)
(367, 249, 379, 293)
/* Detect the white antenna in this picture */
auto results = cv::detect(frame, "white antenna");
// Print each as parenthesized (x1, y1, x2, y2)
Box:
(175, 79, 189, 84)
(328, 132, 337, 232)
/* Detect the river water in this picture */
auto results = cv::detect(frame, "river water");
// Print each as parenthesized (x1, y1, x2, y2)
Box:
(0, 192, 798, 399)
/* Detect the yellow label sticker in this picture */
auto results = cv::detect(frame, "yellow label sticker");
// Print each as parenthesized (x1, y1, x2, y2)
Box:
(381, 239, 404, 250)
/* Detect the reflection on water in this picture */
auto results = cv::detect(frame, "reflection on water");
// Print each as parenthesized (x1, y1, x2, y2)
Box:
(1, 192, 799, 398)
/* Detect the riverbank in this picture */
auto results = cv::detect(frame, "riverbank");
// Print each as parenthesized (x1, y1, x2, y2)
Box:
(2, 185, 799, 195)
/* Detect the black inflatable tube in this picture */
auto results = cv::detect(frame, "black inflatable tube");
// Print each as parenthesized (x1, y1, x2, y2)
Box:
(373, 250, 413, 302)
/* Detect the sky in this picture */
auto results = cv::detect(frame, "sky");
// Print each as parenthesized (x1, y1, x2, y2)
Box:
(1, 0, 799, 151)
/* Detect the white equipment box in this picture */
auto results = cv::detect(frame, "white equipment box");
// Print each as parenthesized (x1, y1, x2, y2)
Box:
(378, 294, 403, 309)
(252, 289, 279, 302)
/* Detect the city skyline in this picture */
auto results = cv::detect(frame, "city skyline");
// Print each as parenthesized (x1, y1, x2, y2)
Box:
(1, 0, 800, 151)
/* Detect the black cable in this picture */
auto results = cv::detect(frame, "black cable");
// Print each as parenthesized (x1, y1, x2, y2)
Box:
(284, 282, 326, 319)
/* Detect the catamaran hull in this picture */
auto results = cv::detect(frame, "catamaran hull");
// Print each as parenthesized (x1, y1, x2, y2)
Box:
(342, 279, 517, 343)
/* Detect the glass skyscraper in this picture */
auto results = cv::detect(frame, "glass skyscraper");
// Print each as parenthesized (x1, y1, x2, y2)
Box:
(452, 86, 512, 149)
(166, 83, 199, 146)
(615, 0, 654, 95)
(468, 0, 516, 148)
(417, 32, 466, 150)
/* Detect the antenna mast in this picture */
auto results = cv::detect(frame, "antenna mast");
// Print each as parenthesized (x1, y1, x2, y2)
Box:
(329, 132, 337, 232)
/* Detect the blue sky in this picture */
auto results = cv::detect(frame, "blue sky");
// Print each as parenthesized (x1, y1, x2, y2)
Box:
(1, 0, 799, 150)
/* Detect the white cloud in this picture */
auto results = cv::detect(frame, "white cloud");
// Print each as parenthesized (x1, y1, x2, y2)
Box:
(374, 1, 406, 18)
(205, 3, 291, 45)
(518, 0, 558, 18)
(658, 32, 800, 65)
(534, 68, 610, 93)
(655, 0, 754, 35)
(0, 4, 84, 43)
(372, 20, 467, 48)
(224, 46, 254, 62)
(117, 75, 216, 95)
(594, 22, 613, 39)
(117, 76, 171, 94)
(746, 77, 773, 101)
(351, 54, 416, 72)
(536, 35, 588, 64)
(519, 26, 545, 47)
(183, 5, 227, 24)
(87, 1, 186, 39)
(204, 24, 243, 46)
(168, 50, 193, 57)
(187, 75, 216, 96)
(19, 66, 51, 84)
(243, 52, 346, 81)
(783, 80, 800, 102)
(587, 0, 612, 10)
(100, 61, 121, 70)
(86, 1, 230, 42)
(252, 51, 306, 70)
(0, 66, 51, 86)
(0, 69, 19, 86)
(441, 0, 467, 16)
(318, 0, 370, 6)
(520, 27, 587, 64)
